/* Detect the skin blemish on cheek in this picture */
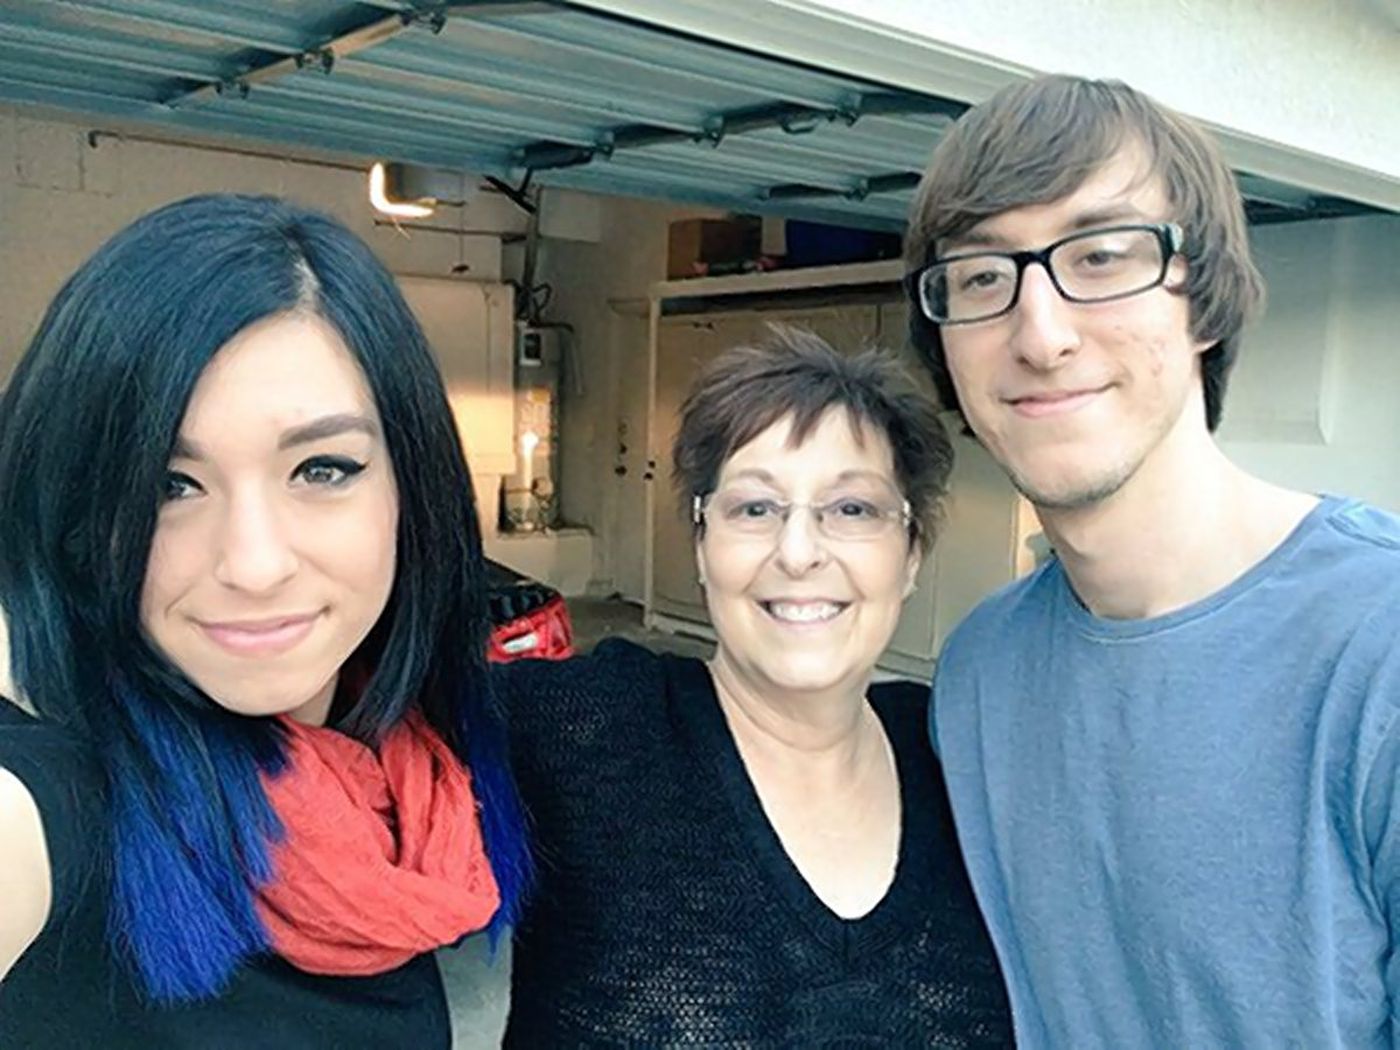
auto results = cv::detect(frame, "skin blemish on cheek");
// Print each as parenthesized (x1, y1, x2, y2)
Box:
(1144, 339, 1166, 377)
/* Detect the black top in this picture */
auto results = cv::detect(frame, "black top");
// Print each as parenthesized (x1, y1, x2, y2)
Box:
(0, 701, 450, 1050)
(500, 640, 1013, 1048)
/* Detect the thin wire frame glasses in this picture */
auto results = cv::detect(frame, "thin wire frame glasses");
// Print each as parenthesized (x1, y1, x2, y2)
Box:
(692, 491, 913, 544)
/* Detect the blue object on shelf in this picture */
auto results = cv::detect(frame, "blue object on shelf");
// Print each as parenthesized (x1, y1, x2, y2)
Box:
(784, 220, 902, 267)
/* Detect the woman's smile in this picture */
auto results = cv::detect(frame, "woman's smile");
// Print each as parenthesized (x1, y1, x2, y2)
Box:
(196, 611, 324, 657)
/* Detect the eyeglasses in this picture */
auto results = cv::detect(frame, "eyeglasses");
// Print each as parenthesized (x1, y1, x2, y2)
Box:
(692, 490, 913, 543)
(908, 223, 1184, 325)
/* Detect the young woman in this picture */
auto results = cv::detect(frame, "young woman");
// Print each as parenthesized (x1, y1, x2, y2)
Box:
(0, 195, 530, 1048)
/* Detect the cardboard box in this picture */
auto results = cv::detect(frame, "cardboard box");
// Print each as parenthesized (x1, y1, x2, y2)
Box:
(666, 217, 760, 279)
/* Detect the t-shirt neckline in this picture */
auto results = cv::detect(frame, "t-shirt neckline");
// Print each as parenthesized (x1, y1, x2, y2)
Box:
(1054, 494, 1349, 641)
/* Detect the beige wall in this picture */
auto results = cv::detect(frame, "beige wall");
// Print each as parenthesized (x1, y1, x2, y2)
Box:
(535, 195, 717, 600)
(0, 107, 526, 382)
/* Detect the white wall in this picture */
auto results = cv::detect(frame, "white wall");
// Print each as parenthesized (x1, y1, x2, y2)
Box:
(0, 107, 527, 381)
(1221, 214, 1400, 510)
(573, 0, 1400, 207)
(535, 194, 717, 600)
(799, 0, 1400, 182)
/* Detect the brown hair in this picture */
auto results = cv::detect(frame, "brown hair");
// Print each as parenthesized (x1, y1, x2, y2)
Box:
(904, 75, 1264, 431)
(671, 325, 952, 549)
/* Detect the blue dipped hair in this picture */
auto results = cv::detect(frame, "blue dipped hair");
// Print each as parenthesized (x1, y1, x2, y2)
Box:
(457, 676, 533, 940)
(105, 680, 286, 1001)
(0, 194, 532, 1000)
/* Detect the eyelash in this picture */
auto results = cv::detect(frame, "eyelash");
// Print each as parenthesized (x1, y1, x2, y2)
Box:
(293, 455, 367, 488)
(162, 471, 201, 503)
(159, 456, 368, 503)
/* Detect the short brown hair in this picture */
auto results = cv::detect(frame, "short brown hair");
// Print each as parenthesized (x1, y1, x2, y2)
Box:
(904, 75, 1264, 431)
(671, 325, 953, 549)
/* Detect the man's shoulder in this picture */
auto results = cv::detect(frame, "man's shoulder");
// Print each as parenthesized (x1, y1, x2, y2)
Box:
(1315, 498, 1400, 562)
(939, 559, 1061, 665)
(1290, 497, 1400, 615)
(1318, 501, 1400, 659)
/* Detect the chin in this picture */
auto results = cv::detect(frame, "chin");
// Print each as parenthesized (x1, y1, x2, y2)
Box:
(757, 656, 861, 695)
(198, 673, 330, 719)
(1010, 456, 1137, 511)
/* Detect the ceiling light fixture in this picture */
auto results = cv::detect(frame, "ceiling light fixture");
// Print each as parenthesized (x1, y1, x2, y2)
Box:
(368, 161, 480, 220)
(369, 161, 436, 218)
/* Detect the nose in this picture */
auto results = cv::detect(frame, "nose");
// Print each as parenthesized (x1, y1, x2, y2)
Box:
(1008, 262, 1081, 371)
(772, 506, 828, 576)
(212, 490, 299, 595)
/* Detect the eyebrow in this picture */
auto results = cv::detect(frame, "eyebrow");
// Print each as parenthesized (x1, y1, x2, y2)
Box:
(722, 468, 777, 486)
(277, 413, 380, 451)
(1065, 204, 1154, 232)
(719, 468, 896, 488)
(942, 203, 1155, 254)
(171, 413, 380, 461)
(828, 469, 897, 486)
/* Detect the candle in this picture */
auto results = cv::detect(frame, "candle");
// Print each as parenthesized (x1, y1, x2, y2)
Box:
(520, 430, 540, 493)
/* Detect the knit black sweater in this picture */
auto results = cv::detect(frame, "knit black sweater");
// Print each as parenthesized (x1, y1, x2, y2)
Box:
(497, 640, 1013, 1047)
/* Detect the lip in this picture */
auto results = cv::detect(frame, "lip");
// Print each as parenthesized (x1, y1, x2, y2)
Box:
(1006, 385, 1109, 419)
(196, 612, 322, 657)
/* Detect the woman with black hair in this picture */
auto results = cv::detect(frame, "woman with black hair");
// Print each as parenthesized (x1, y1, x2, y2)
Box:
(0, 195, 530, 1048)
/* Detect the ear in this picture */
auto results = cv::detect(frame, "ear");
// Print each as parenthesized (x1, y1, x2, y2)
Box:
(901, 542, 922, 600)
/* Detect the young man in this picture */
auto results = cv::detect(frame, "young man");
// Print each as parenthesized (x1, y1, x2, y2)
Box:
(906, 75, 1400, 1047)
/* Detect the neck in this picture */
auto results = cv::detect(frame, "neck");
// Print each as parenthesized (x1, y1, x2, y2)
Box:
(707, 648, 875, 778)
(1037, 418, 1317, 620)
(287, 676, 338, 728)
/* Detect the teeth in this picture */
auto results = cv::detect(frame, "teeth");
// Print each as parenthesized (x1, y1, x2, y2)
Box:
(766, 601, 843, 623)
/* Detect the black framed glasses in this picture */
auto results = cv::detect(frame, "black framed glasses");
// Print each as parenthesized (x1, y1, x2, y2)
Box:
(909, 223, 1185, 325)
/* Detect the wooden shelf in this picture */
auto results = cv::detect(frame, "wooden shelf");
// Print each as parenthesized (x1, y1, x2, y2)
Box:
(650, 258, 903, 302)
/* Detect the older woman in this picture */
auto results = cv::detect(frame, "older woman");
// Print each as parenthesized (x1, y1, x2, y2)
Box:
(500, 328, 1013, 1046)
(0, 195, 529, 1048)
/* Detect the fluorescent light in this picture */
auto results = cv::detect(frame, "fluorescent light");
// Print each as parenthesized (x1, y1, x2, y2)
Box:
(368, 161, 435, 219)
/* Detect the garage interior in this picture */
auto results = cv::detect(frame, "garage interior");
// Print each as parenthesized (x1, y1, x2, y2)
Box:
(2, 0, 1398, 1043)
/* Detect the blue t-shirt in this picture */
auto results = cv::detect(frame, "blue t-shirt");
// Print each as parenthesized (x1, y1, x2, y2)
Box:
(933, 496, 1400, 1049)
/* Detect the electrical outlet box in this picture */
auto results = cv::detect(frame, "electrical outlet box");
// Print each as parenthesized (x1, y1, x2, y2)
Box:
(516, 323, 560, 368)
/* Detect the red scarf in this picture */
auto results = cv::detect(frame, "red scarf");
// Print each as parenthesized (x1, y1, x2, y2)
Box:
(256, 712, 500, 976)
